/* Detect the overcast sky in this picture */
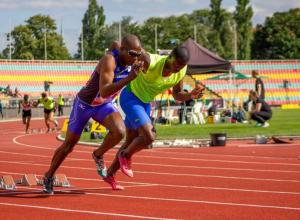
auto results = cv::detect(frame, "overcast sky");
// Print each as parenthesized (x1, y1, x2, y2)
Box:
(0, 0, 299, 55)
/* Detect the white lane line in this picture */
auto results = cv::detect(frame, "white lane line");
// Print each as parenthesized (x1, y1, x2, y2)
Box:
(80, 192, 300, 211)
(238, 144, 300, 148)
(11, 135, 300, 167)
(0, 132, 24, 135)
(1, 171, 300, 196)
(3, 190, 299, 212)
(11, 133, 297, 161)
(1, 160, 300, 183)
(1, 178, 300, 213)
(0, 184, 158, 196)
(1, 150, 300, 174)
(0, 202, 175, 220)
(151, 148, 299, 160)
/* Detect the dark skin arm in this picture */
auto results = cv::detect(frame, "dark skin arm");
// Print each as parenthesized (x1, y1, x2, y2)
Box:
(172, 80, 204, 101)
(257, 84, 262, 97)
(250, 102, 262, 113)
(32, 99, 40, 107)
(98, 54, 143, 98)
(52, 100, 58, 111)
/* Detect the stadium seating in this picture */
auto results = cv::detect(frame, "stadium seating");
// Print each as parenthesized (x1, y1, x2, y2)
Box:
(0, 60, 97, 97)
(1, 59, 299, 106)
(193, 60, 300, 105)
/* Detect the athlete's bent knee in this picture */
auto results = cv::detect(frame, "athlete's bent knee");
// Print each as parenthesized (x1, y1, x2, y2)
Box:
(143, 131, 155, 145)
(110, 125, 125, 141)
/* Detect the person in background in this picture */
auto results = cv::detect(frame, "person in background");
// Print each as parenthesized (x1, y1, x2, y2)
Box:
(0, 100, 3, 119)
(34, 92, 58, 132)
(18, 94, 33, 133)
(57, 94, 64, 116)
(252, 70, 265, 100)
(178, 89, 194, 124)
(232, 104, 247, 123)
(249, 90, 272, 127)
(14, 87, 22, 98)
(5, 84, 13, 96)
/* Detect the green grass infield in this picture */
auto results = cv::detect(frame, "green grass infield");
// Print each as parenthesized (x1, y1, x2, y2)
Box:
(63, 108, 300, 142)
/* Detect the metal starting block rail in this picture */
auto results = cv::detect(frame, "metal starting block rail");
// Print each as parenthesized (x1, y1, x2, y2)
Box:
(53, 174, 71, 187)
(0, 174, 71, 190)
(16, 173, 71, 187)
(15, 174, 40, 186)
(0, 175, 16, 190)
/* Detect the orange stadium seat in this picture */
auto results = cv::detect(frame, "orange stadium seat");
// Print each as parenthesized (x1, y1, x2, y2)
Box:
(196, 60, 300, 106)
(0, 60, 97, 98)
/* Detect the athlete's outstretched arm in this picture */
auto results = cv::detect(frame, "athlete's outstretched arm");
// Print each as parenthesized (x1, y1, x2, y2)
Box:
(172, 80, 204, 101)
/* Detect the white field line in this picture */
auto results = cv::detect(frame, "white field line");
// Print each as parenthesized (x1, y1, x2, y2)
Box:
(151, 148, 299, 160)
(1, 189, 299, 212)
(0, 150, 300, 174)
(0, 202, 175, 220)
(1, 160, 300, 184)
(11, 134, 300, 167)
(3, 171, 300, 196)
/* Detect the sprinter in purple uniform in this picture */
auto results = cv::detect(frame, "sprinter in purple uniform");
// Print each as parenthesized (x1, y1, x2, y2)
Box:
(42, 35, 144, 194)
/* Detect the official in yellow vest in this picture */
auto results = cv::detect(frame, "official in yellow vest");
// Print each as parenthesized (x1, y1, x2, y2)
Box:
(34, 92, 58, 132)
(58, 94, 65, 116)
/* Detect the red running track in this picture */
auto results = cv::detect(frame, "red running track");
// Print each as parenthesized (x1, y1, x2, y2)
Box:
(0, 119, 300, 220)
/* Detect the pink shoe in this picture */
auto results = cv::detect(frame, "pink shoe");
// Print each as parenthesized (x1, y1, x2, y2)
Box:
(118, 152, 133, 177)
(103, 176, 124, 190)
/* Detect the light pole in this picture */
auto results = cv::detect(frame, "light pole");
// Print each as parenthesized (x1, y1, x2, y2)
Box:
(155, 24, 157, 53)
(194, 24, 197, 43)
(9, 19, 12, 60)
(118, 22, 122, 42)
(233, 21, 237, 60)
(81, 25, 84, 61)
(44, 21, 47, 60)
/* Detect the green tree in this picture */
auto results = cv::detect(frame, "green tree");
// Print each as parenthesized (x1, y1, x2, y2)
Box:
(209, 0, 225, 57)
(139, 14, 195, 53)
(10, 25, 35, 59)
(76, 0, 106, 60)
(234, 0, 253, 60)
(139, 17, 163, 53)
(252, 8, 300, 59)
(189, 9, 212, 49)
(104, 16, 140, 50)
(2, 14, 69, 60)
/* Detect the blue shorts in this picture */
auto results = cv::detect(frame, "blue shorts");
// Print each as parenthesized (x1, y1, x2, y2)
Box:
(120, 87, 151, 130)
(68, 96, 118, 135)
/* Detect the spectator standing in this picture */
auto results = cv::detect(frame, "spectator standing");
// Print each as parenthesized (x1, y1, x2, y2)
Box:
(57, 94, 65, 116)
(252, 70, 265, 100)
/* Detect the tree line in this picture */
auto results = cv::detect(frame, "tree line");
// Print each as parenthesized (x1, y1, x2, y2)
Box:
(1, 0, 299, 60)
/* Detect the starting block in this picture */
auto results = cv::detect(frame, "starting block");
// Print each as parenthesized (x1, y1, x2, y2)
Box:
(0, 175, 16, 190)
(16, 173, 71, 187)
(16, 174, 40, 186)
(54, 174, 71, 187)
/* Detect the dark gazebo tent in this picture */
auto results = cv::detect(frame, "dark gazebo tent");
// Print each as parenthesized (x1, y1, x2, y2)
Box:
(181, 38, 232, 75)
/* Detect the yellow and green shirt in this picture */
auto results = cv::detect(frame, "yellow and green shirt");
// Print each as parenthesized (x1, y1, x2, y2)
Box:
(58, 96, 64, 106)
(38, 97, 55, 110)
(130, 53, 187, 103)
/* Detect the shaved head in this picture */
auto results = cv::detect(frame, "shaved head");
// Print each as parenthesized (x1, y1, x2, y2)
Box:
(118, 34, 143, 65)
(121, 35, 141, 49)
